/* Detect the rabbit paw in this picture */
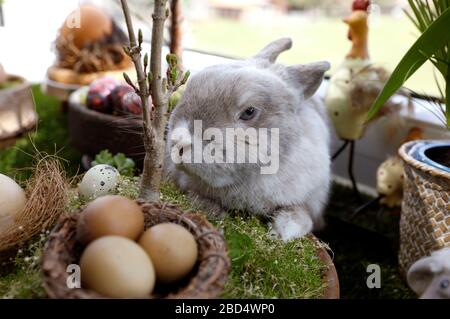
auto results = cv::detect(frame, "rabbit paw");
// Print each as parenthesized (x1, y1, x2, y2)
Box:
(272, 210, 313, 242)
(189, 193, 227, 218)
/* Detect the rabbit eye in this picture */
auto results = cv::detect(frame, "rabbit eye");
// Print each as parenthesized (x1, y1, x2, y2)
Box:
(239, 107, 257, 121)
(440, 279, 450, 289)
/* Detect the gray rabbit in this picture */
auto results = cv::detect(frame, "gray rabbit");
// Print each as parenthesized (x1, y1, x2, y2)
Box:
(165, 38, 331, 241)
(407, 248, 450, 299)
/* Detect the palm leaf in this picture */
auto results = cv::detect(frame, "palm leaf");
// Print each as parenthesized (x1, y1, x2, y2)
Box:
(367, 7, 450, 120)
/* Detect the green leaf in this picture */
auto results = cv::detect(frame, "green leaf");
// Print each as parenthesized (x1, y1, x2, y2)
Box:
(113, 153, 135, 176)
(367, 7, 450, 120)
(138, 29, 143, 46)
(143, 53, 148, 68)
(181, 70, 191, 85)
(123, 73, 134, 87)
(92, 150, 114, 167)
(171, 67, 178, 83)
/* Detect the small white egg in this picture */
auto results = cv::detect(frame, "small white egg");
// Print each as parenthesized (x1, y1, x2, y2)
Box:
(0, 174, 27, 232)
(78, 164, 119, 200)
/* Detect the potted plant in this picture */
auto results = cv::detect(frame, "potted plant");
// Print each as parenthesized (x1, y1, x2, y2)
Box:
(367, 1, 450, 275)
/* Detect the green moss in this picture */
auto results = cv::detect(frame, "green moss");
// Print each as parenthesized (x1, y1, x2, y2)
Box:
(0, 85, 413, 299)
(0, 232, 48, 299)
(24, 177, 324, 299)
(219, 216, 326, 298)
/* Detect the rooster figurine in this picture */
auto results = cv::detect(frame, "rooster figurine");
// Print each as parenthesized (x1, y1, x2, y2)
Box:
(325, 0, 404, 197)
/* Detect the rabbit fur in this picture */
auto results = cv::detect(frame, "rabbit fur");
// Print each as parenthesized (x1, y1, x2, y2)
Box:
(165, 38, 331, 241)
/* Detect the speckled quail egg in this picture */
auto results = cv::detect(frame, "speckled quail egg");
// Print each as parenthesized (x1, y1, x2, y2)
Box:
(78, 164, 119, 199)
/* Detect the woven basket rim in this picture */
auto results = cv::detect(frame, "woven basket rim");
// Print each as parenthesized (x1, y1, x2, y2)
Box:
(0, 75, 30, 94)
(41, 201, 231, 299)
(399, 140, 450, 180)
(68, 94, 142, 125)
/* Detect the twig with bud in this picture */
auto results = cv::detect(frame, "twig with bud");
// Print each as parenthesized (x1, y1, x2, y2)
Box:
(120, 0, 189, 201)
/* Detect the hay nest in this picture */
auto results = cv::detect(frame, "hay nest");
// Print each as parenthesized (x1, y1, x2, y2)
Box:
(54, 22, 131, 74)
(0, 156, 69, 252)
(42, 201, 231, 299)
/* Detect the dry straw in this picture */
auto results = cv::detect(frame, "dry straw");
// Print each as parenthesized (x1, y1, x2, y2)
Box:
(0, 155, 69, 252)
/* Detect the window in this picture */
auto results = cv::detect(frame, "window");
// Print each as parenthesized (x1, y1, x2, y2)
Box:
(185, 0, 443, 97)
(0, 0, 444, 98)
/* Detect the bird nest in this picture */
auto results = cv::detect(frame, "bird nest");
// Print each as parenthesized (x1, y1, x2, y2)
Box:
(0, 156, 68, 252)
(54, 22, 131, 74)
(42, 201, 231, 299)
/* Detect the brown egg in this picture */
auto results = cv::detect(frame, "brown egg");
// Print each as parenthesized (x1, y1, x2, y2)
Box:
(76, 195, 144, 245)
(80, 236, 155, 298)
(60, 4, 112, 49)
(138, 223, 198, 283)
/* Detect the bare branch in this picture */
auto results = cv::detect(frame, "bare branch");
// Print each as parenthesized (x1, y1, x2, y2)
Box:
(120, 0, 150, 126)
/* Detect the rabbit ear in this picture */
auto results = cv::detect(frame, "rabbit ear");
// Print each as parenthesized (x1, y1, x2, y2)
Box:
(286, 61, 330, 99)
(252, 38, 292, 63)
(407, 256, 442, 295)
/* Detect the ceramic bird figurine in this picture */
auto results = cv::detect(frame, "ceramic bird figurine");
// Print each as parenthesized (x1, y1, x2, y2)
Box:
(326, 0, 401, 141)
(376, 156, 404, 207)
(325, 0, 404, 197)
(376, 127, 423, 207)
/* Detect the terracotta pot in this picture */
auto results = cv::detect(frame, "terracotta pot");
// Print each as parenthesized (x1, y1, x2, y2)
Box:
(398, 140, 450, 276)
(310, 234, 340, 299)
(67, 91, 145, 166)
(0, 75, 37, 140)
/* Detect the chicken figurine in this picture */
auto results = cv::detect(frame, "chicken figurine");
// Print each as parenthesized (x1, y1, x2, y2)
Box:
(326, 0, 400, 141)
(325, 0, 403, 196)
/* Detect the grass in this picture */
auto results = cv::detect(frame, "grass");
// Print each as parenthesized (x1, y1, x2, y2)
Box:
(0, 86, 414, 299)
(0, 231, 48, 299)
(2, 176, 327, 299)
(219, 216, 326, 298)
(188, 15, 444, 97)
(76, 179, 327, 299)
(0, 88, 327, 298)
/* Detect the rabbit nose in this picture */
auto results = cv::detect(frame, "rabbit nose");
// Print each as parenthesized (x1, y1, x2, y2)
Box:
(174, 141, 192, 164)
(178, 143, 191, 157)
(170, 128, 192, 163)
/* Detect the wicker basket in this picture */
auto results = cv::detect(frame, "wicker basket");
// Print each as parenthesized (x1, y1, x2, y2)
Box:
(42, 201, 231, 299)
(398, 140, 450, 276)
(67, 90, 145, 167)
